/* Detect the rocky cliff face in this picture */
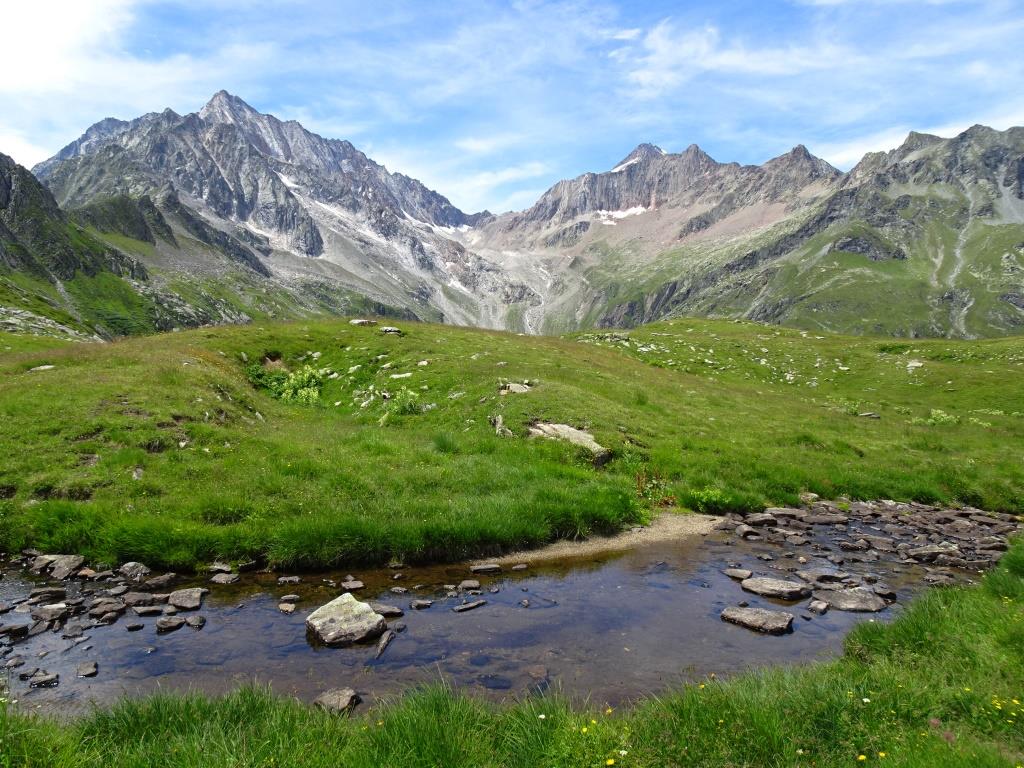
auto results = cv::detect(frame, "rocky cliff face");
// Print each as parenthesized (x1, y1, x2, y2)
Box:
(0, 153, 143, 281)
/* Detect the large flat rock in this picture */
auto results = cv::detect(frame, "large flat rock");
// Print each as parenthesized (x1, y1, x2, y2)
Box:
(740, 577, 811, 600)
(721, 606, 794, 634)
(306, 593, 386, 646)
(812, 587, 887, 612)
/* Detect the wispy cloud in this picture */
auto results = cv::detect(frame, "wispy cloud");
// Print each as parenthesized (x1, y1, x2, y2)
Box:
(0, 0, 1021, 210)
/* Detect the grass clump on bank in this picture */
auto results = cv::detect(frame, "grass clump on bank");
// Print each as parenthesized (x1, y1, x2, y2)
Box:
(0, 317, 1022, 571)
(3, 541, 1022, 767)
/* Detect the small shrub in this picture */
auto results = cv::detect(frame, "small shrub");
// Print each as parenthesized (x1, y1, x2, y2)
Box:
(246, 363, 324, 405)
(910, 408, 960, 426)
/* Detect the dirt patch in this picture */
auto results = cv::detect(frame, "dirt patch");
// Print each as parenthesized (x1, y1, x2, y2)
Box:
(483, 511, 718, 566)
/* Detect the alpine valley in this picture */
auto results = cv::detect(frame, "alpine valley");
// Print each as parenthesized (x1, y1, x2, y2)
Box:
(3, 90, 1024, 340)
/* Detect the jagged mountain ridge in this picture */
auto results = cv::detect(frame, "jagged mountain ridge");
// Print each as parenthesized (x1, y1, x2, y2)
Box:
(14, 92, 1024, 338)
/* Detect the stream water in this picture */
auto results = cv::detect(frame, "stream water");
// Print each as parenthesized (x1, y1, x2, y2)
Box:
(1, 520, 947, 715)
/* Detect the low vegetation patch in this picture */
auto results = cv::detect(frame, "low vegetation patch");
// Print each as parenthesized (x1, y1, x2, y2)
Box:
(0, 317, 1020, 571)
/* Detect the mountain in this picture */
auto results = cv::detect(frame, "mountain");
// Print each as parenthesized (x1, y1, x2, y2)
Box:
(11, 91, 1024, 339)
(33, 91, 518, 329)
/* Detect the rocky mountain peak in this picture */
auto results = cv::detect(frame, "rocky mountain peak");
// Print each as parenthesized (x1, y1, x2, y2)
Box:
(199, 90, 260, 125)
(762, 144, 840, 181)
(611, 143, 667, 171)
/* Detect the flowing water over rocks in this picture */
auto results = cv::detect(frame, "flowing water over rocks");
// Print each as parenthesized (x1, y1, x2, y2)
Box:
(0, 500, 1017, 714)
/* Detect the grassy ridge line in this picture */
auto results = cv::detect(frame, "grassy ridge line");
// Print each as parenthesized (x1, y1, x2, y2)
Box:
(0, 317, 1022, 571)
(3, 542, 1022, 767)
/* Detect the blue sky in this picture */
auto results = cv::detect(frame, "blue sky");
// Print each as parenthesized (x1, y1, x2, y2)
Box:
(2, 0, 1023, 213)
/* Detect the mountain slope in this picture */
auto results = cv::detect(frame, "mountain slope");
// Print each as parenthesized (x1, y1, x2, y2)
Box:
(19, 92, 1024, 339)
(33, 92, 523, 329)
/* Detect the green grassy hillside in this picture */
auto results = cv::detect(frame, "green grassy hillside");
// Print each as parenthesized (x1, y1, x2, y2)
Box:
(1, 316, 1021, 571)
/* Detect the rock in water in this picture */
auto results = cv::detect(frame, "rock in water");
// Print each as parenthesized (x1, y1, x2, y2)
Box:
(155, 616, 186, 633)
(740, 577, 811, 600)
(374, 629, 396, 659)
(77, 662, 98, 678)
(167, 588, 208, 610)
(721, 606, 794, 634)
(314, 687, 361, 714)
(305, 593, 386, 646)
(812, 588, 887, 612)
(48, 555, 85, 581)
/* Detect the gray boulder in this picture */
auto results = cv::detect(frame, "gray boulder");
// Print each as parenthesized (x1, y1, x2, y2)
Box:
(305, 593, 386, 646)
(168, 588, 208, 611)
(812, 587, 887, 612)
(314, 687, 361, 713)
(740, 577, 811, 600)
(721, 606, 794, 634)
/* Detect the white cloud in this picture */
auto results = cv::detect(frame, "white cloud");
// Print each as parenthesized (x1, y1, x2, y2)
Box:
(0, 130, 53, 168)
(620, 20, 851, 99)
(454, 133, 527, 155)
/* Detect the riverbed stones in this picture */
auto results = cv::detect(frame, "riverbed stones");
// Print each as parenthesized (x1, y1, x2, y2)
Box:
(369, 603, 404, 618)
(48, 555, 85, 581)
(305, 593, 386, 646)
(374, 629, 396, 659)
(807, 599, 830, 615)
(118, 562, 151, 582)
(185, 615, 206, 630)
(168, 588, 208, 611)
(452, 600, 487, 613)
(279, 603, 296, 614)
(744, 512, 777, 527)
(734, 524, 759, 539)
(740, 577, 811, 600)
(812, 588, 887, 612)
(907, 543, 960, 562)
(410, 599, 433, 610)
(721, 606, 794, 634)
(155, 616, 185, 633)
(77, 661, 97, 678)
(314, 687, 360, 714)
(210, 572, 239, 585)
(341, 580, 364, 591)
(458, 580, 480, 591)
(722, 568, 752, 580)
(470, 563, 501, 574)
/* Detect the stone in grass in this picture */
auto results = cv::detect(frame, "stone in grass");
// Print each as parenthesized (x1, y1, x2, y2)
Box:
(812, 588, 887, 613)
(721, 606, 794, 635)
(314, 687, 361, 714)
(306, 593, 386, 646)
(167, 588, 208, 611)
(740, 577, 811, 600)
